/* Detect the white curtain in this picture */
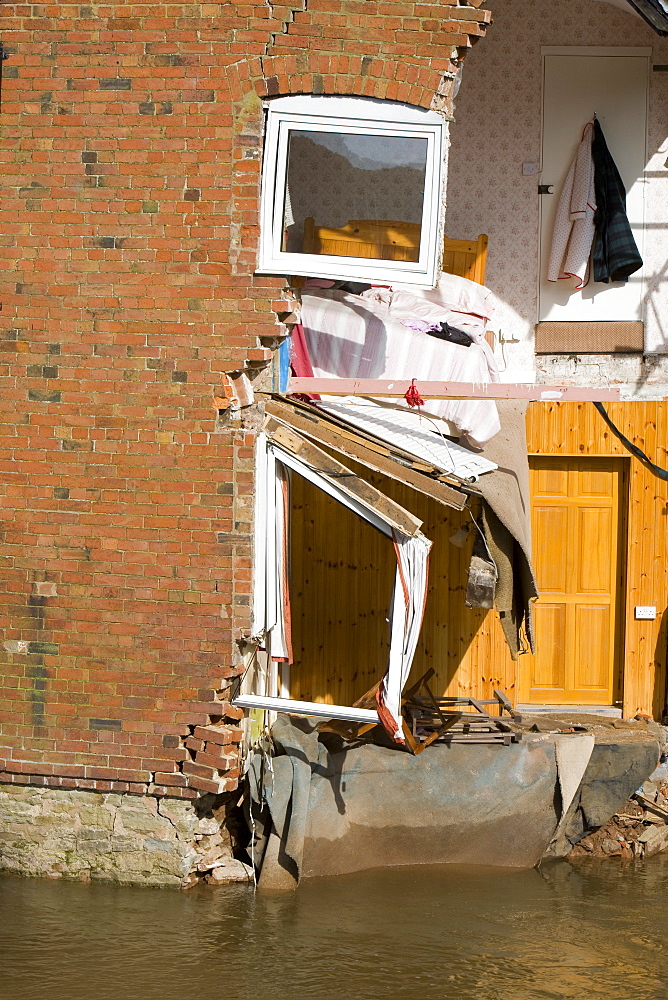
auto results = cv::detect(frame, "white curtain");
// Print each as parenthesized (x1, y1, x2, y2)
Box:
(377, 529, 432, 742)
(270, 462, 292, 663)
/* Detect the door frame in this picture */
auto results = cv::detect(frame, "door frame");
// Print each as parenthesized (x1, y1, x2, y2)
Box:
(537, 45, 651, 327)
(522, 453, 630, 709)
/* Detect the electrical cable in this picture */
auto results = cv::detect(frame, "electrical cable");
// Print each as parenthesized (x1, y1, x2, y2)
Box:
(593, 402, 668, 481)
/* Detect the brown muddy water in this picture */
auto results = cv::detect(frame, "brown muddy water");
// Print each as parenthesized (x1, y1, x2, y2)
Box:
(2, 859, 668, 1000)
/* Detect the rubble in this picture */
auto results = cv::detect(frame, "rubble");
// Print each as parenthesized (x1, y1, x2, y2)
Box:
(180, 790, 253, 889)
(569, 756, 668, 860)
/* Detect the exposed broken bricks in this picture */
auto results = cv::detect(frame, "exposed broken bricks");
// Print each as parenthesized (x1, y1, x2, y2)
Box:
(177, 709, 244, 796)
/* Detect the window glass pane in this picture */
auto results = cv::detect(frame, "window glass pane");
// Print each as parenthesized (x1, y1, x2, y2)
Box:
(282, 130, 427, 261)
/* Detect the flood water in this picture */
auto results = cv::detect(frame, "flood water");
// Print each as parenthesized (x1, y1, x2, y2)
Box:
(2, 859, 668, 1000)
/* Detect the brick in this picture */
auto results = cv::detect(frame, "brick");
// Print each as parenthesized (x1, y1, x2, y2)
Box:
(99, 78, 132, 90)
(185, 737, 205, 753)
(183, 760, 219, 781)
(194, 750, 237, 771)
(153, 772, 188, 787)
(193, 725, 233, 747)
(28, 389, 61, 402)
(221, 702, 244, 721)
(201, 740, 239, 762)
(186, 773, 227, 795)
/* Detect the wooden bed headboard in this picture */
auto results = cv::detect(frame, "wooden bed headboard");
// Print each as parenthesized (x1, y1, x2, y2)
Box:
(442, 232, 488, 286)
(302, 217, 488, 286)
(302, 217, 421, 263)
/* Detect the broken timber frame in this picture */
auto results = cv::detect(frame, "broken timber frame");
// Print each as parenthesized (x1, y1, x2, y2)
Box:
(264, 397, 469, 510)
(264, 414, 425, 535)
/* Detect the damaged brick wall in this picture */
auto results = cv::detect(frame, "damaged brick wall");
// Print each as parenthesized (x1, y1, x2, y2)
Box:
(0, 1, 489, 829)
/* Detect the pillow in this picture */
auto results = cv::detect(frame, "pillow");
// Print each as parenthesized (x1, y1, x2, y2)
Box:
(424, 271, 497, 324)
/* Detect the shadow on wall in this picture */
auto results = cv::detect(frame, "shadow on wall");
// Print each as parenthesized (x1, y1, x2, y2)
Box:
(653, 604, 668, 721)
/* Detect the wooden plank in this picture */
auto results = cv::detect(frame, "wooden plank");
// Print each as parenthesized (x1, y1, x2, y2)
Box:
(286, 448, 519, 709)
(288, 471, 395, 706)
(266, 393, 455, 481)
(265, 400, 469, 511)
(526, 401, 668, 718)
(288, 378, 622, 402)
(265, 415, 424, 537)
(521, 454, 622, 706)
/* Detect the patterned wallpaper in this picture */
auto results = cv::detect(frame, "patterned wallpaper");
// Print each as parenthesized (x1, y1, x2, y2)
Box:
(445, 0, 668, 376)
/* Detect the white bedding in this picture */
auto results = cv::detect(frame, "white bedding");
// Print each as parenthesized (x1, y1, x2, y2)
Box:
(298, 283, 501, 447)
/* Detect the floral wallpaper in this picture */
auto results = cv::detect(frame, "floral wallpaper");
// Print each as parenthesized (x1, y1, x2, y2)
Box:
(445, 0, 668, 376)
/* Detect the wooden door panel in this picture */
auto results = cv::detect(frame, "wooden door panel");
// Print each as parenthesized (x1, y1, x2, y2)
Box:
(522, 456, 623, 706)
(530, 604, 567, 691)
(574, 605, 611, 692)
(577, 465, 616, 499)
(533, 506, 569, 593)
(532, 462, 569, 498)
(577, 507, 613, 594)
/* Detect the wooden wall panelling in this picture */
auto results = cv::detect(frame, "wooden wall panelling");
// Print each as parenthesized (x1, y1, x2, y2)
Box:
(527, 402, 668, 718)
(288, 402, 668, 719)
(288, 456, 519, 708)
(289, 471, 396, 707)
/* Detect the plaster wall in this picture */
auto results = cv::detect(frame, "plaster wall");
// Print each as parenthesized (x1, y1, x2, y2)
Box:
(445, 0, 668, 387)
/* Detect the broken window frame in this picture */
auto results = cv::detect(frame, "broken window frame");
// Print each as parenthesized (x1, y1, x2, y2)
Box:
(236, 433, 432, 737)
(256, 95, 446, 287)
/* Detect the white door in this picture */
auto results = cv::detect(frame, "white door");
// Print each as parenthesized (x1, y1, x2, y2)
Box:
(539, 48, 649, 323)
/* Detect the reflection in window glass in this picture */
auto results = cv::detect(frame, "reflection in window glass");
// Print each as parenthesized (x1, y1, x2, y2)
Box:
(282, 130, 427, 260)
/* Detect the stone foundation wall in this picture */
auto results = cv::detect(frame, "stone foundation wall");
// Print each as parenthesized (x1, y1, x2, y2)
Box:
(0, 784, 250, 887)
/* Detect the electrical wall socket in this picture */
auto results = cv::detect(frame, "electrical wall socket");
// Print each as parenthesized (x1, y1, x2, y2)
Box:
(522, 162, 538, 175)
(635, 606, 657, 620)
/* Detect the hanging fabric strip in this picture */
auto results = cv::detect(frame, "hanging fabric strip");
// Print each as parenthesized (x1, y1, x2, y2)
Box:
(377, 529, 432, 743)
(251, 433, 270, 637)
(271, 463, 293, 663)
(288, 322, 320, 402)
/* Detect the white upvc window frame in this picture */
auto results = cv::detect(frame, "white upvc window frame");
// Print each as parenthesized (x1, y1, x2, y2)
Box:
(257, 95, 446, 288)
(237, 434, 431, 735)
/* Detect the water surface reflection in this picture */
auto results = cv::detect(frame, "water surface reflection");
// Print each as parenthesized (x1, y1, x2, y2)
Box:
(2, 859, 668, 1000)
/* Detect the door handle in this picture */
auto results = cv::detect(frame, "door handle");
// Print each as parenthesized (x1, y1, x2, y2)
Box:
(538, 184, 554, 195)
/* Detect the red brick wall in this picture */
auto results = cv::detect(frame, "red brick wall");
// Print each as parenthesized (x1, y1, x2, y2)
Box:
(0, 1, 488, 797)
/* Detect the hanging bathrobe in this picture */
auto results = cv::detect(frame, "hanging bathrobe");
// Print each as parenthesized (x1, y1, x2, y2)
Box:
(547, 122, 596, 289)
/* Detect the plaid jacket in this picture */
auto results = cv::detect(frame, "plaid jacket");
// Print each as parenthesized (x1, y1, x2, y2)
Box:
(592, 119, 643, 283)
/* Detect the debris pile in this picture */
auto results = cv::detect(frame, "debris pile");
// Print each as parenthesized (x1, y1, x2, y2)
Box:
(181, 792, 253, 888)
(570, 767, 668, 860)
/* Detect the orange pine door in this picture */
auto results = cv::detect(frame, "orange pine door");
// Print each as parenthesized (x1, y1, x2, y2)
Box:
(520, 457, 625, 706)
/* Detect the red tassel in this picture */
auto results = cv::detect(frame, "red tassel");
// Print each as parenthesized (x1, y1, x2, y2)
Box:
(404, 378, 424, 409)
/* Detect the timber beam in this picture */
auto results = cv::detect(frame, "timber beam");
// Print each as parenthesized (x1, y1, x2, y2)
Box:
(287, 378, 622, 402)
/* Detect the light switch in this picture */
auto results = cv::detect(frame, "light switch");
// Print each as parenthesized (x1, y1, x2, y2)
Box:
(635, 606, 657, 620)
